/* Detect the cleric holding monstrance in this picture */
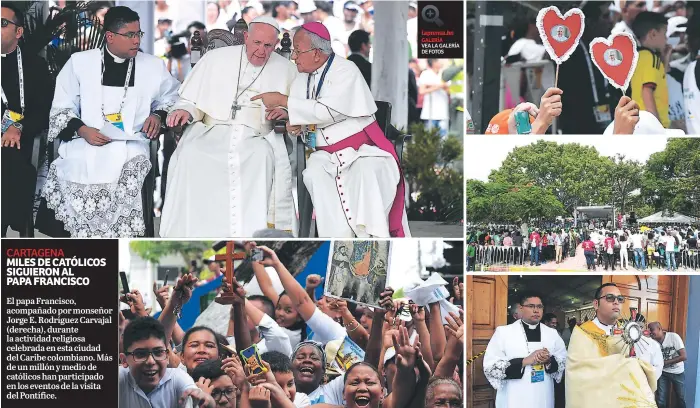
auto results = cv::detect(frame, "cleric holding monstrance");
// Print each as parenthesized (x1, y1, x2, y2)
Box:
(483, 292, 566, 408)
(566, 283, 664, 407)
(161, 16, 297, 238)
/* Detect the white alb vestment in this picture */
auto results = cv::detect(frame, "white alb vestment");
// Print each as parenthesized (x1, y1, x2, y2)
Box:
(159, 46, 298, 237)
(288, 56, 410, 238)
(483, 320, 567, 408)
(43, 49, 179, 237)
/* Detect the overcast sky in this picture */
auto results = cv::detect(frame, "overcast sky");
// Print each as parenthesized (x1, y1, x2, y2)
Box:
(465, 135, 672, 181)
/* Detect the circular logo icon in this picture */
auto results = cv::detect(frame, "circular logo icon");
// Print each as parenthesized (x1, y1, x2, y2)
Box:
(550, 25, 571, 43)
(604, 49, 623, 66)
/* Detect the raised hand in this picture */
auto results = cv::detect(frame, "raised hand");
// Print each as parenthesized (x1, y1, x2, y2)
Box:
(173, 273, 198, 306)
(222, 355, 246, 390)
(216, 276, 246, 305)
(612, 96, 640, 135)
(248, 385, 272, 408)
(255, 245, 281, 267)
(153, 282, 171, 309)
(393, 325, 418, 371)
(452, 277, 463, 303)
(120, 289, 147, 316)
(378, 287, 395, 313)
(444, 311, 464, 346)
(409, 303, 426, 323)
(305, 274, 324, 291)
(195, 377, 214, 395)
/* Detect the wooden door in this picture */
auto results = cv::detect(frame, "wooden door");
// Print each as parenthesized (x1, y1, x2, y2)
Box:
(467, 275, 508, 408)
(603, 275, 689, 338)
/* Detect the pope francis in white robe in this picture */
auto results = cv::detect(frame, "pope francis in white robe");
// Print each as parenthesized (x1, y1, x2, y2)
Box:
(483, 320, 567, 408)
(159, 17, 298, 237)
(42, 45, 179, 237)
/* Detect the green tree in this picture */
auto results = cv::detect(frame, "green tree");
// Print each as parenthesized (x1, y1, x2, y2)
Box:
(466, 180, 565, 223)
(642, 138, 700, 218)
(609, 154, 643, 214)
(403, 124, 463, 222)
(488, 141, 613, 212)
(129, 241, 213, 266)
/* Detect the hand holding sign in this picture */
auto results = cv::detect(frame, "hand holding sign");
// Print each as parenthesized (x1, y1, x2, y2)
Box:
(537, 6, 585, 86)
(589, 32, 639, 94)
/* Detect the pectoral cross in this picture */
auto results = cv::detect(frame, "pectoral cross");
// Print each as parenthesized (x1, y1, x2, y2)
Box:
(231, 101, 242, 119)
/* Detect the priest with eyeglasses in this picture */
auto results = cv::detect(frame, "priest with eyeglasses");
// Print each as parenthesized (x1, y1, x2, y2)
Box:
(566, 283, 664, 407)
(39, 6, 180, 237)
(483, 292, 567, 408)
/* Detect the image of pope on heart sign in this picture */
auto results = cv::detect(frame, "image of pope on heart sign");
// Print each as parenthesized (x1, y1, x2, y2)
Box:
(589, 32, 639, 93)
(537, 6, 585, 64)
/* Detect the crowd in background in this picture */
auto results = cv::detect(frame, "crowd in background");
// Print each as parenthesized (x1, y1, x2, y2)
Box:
(466, 222, 700, 270)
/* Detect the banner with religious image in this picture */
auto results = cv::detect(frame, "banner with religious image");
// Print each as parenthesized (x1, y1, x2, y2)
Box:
(324, 241, 391, 308)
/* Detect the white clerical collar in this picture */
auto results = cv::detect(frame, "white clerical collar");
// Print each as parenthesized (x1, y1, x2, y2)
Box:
(593, 317, 614, 335)
(106, 46, 127, 63)
(520, 320, 539, 330)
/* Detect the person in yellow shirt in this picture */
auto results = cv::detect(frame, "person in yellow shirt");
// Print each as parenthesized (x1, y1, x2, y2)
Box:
(630, 11, 671, 128)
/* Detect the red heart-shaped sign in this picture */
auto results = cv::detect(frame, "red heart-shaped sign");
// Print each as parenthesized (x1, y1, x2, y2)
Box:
(589, 33, 639, 91)
(537, 6, 585, 64)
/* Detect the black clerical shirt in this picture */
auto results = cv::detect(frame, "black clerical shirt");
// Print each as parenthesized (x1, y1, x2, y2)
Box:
(57, 48, 167, 141)
(504, 321, 559, 379)
(1, 47, 53, 142)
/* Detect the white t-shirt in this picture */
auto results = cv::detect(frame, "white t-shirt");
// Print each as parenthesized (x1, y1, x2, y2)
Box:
(660, 332, 685, 374)
(119, 366, 197, 408)
(294, 391, 312, 407)
(664, 235, 675, 252)
(419, 69, 450, 121)
(631, 234, 644, 249)
(306, 376, 345, 405)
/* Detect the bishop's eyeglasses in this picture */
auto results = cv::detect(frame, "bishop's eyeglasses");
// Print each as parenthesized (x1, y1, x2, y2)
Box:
(110, 30, 145, 39)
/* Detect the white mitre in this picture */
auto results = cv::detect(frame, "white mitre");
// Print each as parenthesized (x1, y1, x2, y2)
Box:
(250, 15, 280, 32)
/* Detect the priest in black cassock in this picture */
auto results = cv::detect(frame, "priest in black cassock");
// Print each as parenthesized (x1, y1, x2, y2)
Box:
(1, 4, 53, 236)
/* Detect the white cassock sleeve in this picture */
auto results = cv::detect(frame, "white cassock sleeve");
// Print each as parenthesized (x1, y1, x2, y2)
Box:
(483, 326, 511, 390)
(48, 57, 81, 142)
(287, 96, 348, 128)
(549, 333, 567, 384)
(151, 59, 180, 114)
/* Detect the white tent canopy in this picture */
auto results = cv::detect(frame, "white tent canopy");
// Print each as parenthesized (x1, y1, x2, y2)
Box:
(638, 211, 698, 224)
